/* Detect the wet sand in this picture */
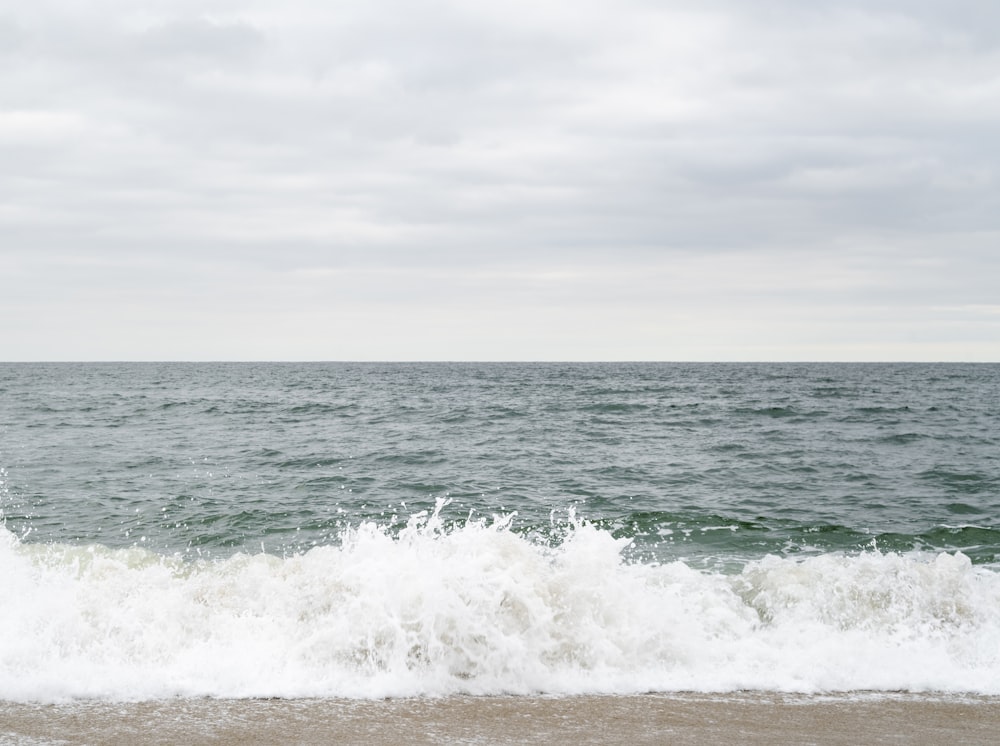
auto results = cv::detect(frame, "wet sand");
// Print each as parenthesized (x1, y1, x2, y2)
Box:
(2, 693, 998, 745)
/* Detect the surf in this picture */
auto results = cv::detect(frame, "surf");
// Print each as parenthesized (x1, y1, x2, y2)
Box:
(2, 503, 998, 702)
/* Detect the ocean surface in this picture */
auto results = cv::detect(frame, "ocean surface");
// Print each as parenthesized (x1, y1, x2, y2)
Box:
(1, 362, 998, 702)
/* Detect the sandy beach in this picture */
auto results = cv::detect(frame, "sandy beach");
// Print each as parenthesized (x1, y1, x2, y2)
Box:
(2, 693, 998, 745)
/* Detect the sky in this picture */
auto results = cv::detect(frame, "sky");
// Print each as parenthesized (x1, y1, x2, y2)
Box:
(1, 0, 998, 361)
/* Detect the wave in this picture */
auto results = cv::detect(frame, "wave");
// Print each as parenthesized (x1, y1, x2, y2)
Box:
(2, 503, 999, 702)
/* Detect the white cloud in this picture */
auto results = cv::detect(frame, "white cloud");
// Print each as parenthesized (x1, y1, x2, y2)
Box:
(1, 0, 998, 359)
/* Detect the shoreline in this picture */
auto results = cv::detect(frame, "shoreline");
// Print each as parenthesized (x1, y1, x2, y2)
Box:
(3, 692, 999, 745)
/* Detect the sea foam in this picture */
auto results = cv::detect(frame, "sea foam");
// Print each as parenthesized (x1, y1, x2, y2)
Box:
(1, 504, 999, 702)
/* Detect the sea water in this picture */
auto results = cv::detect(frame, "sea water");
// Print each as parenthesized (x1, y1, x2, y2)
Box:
(1, 362, 998, 701)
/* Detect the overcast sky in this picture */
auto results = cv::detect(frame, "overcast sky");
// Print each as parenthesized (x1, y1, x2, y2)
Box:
(2, 0, 998, 360)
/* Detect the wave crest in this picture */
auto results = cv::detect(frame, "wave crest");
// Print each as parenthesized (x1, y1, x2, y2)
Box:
(2, 505, 999, 702)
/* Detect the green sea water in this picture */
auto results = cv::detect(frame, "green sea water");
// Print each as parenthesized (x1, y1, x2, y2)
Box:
(3, 362, 1000, 700)
(3, 362, 998, 566)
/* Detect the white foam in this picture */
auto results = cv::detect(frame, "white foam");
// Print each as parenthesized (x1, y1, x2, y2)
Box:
(2, 505, 999, 702)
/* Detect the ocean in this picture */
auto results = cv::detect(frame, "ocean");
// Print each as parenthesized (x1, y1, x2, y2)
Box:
(1, 362, 999, 705)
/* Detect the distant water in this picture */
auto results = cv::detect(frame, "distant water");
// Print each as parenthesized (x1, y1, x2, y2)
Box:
(1, 362, 999, 701)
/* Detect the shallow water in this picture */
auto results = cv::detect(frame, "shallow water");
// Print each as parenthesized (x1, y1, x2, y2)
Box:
(3, 693, 1000, 746)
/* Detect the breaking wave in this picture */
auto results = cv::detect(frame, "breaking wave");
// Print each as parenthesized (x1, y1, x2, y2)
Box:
(2, 503, 999, 702)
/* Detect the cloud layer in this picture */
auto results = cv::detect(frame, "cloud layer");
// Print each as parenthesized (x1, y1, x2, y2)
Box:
(2, 0, 998, 359)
